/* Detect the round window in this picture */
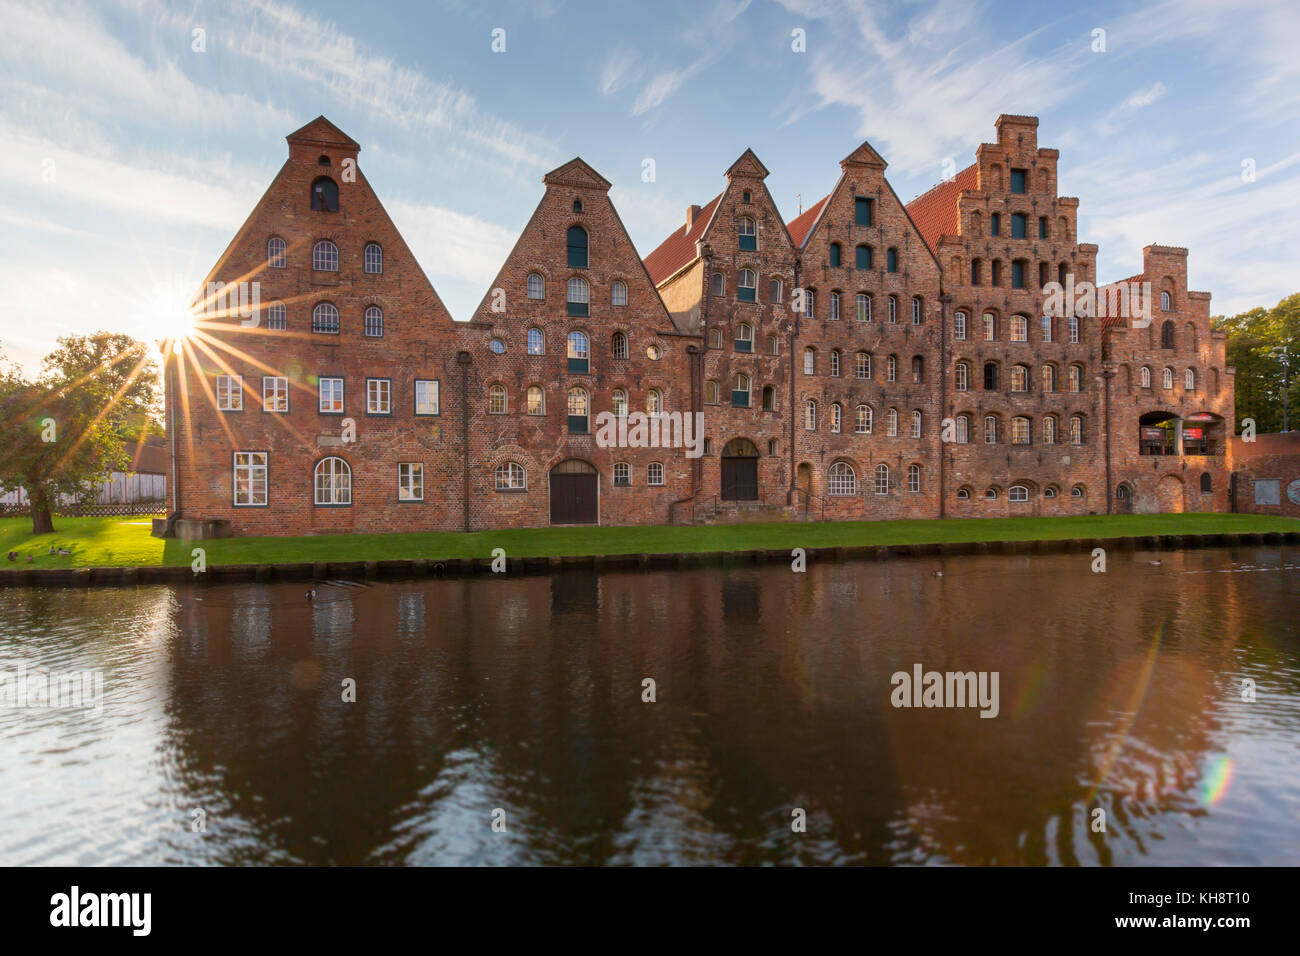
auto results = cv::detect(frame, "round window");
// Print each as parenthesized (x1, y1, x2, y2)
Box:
(489, 338, 506, 354)
(646, 344, 662, 360)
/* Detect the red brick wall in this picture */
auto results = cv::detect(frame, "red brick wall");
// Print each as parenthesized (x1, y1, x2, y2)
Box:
(1230, 432, 1300, 517)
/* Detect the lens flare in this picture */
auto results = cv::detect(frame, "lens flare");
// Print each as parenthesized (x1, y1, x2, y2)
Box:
(1201, 755, 1235, 807)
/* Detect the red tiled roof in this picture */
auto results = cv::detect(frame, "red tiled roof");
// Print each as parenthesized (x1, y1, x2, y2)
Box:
(785, 195, 829, 248)
(643, 193, 722, 285)
(1097, 273, 1147, 331)
(904, 163, 978, 253)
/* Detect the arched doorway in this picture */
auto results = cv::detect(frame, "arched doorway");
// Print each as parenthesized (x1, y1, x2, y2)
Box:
(721, 438, 759, 501)
(1115, 482, 1134, 514)
(550, 459, 598, 524)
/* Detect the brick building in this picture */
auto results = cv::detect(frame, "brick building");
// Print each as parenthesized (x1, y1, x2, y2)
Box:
(166, 114, 1236, 536)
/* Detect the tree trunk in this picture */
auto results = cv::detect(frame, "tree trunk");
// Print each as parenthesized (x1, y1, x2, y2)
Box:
(30, 494, 55, 534)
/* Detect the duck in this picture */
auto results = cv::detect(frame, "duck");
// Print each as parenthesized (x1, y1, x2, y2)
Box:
(6, 551, 17, 562)
(306, 588, 316, 601)
(24, 555, 34, 563)
(48, 545, 56, 554)
(1147, 560, 1162, 567)
(933, 570, 944, 578)
(56, 548, 71, 556)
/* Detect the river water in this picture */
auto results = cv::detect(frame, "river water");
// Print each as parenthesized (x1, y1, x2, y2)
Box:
(2, 547, 1298, 865)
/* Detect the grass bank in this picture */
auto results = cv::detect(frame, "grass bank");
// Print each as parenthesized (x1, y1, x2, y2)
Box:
(1, 513, 1297, 570)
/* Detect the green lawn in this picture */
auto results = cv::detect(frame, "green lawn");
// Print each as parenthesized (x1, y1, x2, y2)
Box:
(1, 512, 1297, 570)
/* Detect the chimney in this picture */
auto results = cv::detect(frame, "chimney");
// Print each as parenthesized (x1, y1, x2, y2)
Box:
(686, 204, 701, 229)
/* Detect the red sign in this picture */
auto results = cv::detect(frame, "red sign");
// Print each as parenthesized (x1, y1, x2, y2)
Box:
(1142, 428, 1165, 441)
(1183, 427, 1204, 439)
(1186, 413, 1216, 422)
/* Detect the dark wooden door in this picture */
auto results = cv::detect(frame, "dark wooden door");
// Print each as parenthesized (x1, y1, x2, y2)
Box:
(550, 473, 598, 524)
(721, 457, 758, 501)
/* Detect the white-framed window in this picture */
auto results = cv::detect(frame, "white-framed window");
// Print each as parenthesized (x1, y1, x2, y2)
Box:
(613, 387, 629, 416)
(319, 377, 344, 413)
(954, 311, 966, 340)
(648, 462, 665, 486)
(735, 322, 754, 352)
(233, 452, 267, 506)
(912, 297, 922, 325)
(610, 330, 629, 359)
(804, 289, 815, 318)
(527, 273, 545, 299)
(567, 386, 589, 432)
(568, 330, 589, 361)
(527, 386, 545, 415)
(855, 404, 872, 434)
(398, 463, 423, 501)
(769, 278, 783, 303)
(489, 384, 507, 414)
(803, 347, 815, 375)
(830, 349, 841, 377)
(1185, 367, 1196, 389)
(1044, 486, 1057, 499)
(312, 240, 338, 271)
(489, 338, 506, 355)
(567, 276, 589, 309)
(957, 487, 971, 501)
(364, 306, 383, 337)
(855, 351, 871, 379)
(955, 362, 969, 391)
(887, 408, 898, 437)
(1011, 315, 1027, 342)
(262, 376, 288, 413)
(857, 294, 872, 322)
(1043, 416, 1057, 445)
(911, 410, 922, 438)
(1070, 364, 1083, 392)
(984, 415, 999, 444)
(614, 462, 631, 486)
(415, 379, 440, 415)
(738, 216, 756, 247)
(611, 280, 628, 306)
(266, 302, 287, 330)
(1068, 316, 1080, 343)
(830, 291, 841, 320)
(367, 378, 391, 415)
(312, 302, 340, 334)
(364, 242, 383, 274)
(1009, 484, 1029, 502)
(1041, 314, 1052, 342)
(267, 237, 287, 268)
(828, 461, 856, 496)
(1011, 365, 1028, 392)
(527, 328, 545, 354)
(739, 269, 758, 301)
(216, 374, 242, 411)
(983, 312, 996, 341)
(1162, 367, 1174, 389)
(887, 355, 897, 382)
(1012, 416, 1031, 445)
(907, 464, 921, 493)
(1070, 416, 1084, 445)
(805, 399, 817, 430)
(830, 403, 842, 433)
(1041, 364, 1055, 392)
(768, 334, 780, 355)
(712, 272, 725, 297)
(494, 462, 526, 490)
(874, 464, 890, 495)
(314, 457, 351, 505)
(1140, 366, 1152, 388)
(888, 296, 898, 323)
(1161, 291, 1172, 311)
(647, 388, 663, 415)
(985, 487, 1000, 500)
(1071, 484, 1085, 499)
(710, 328, 724, 349)
(955, 415, 969, 444)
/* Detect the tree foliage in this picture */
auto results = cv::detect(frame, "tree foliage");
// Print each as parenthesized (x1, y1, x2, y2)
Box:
(1214, 292, 1300, 433)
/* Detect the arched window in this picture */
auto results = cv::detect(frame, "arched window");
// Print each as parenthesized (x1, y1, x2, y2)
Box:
(855, 244, 872, 270)
(1041, 314, 1053, 342)
(829, 290, 841, 320)
(710, 328, 723, 349)
(1116, 484, 1130, 501)
(887, 295, 898, 323)
(363, 306, 383, 337)
(984, 415, 999, 444)
(1185, 367, 1196, 390)
(527, 327, 545, 355)
(1162, 367, 1174, 389)
(955, 415, 970, 444)
(856, 293, 871, 322)
(488, 384, 507, 414)
(566, 226, 588, 268)
(829, 242, 842, 268)
(955, 361, 969, 391)
(1009, 484, 1030, 502)
(912, 356, 924, 383)
(1043, 416, 1057, 445)
(983, 361, 999, 390)
(711, 272, 725, 296)
(1011, 314, 1027, 341)
(647, 387, 663, 415)
(1069, 364, 1083, 392)
(1010, 365, 1028, 392)
(983, 312, 996, 340)
(1069, 415, 1084, 445)
(266, 302, 287, 330)
(527, 273, 545, 299)
(567, 331, 589, 373)
(855, 404, 872, 434)
(611, 280, 628, 306)
(887, 407, 899, 437)
(912, 410, 922, 438)
(312, 302, 340, 334)
(738, 216, 756, 250)
(990, 212, 1001, 236)
(957, 487, 971, 501)
(886, 247, 898, 273)
(567, 387, 589, 433)
(735, 322, 754, 352)
(526, 386, 545, 415)
(1041, 364, 1055, 392)
(830, 349, 841, 377)
(364, 242, 383, 274)
(314, 457, 351, 505)
(613, 387, 628, 416)
(1068, 315, 1080, 343)
(1161, 320, 1175, 349)
(1071, 484, 1085, 499)
(739, 269, 758, 302)
(769, 278, 783, 303)
(954, 311, 967, 340)
(312, 240, 338, 271)
(267, 237, 286, 268)
(804, 288, 815, 318)
(494, 462, 526, 490)
(874, 464, 890, 495)
(648, 462, 665, 486)
(566, 277, 589, 316)
(907, 464, 921, 493)
(887, 354, 897, 382)
(912, 297, 922, 325)
(985, 487, 1000, 500)
(731, 375, 750, 407)
(805, 399, 817, 430)
(762, 386, 776, 410)
(310, 176, 338, 212)
(856, 351, 871, 379)
(1044, 486, 1057, 499)
(828, 461, 856, 496)
(612, 331, 628, 359)
(1012, 416, 1031, 444)
(1161, 291, 1172, 311)
(803, 347, 815, 375)
(768, 334, 780, 355)
(1140, 366, 1151, 388)
(830, 403, 842, 433)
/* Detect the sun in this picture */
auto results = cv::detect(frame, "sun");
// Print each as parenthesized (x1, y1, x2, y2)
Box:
(136, 274, 199, 348)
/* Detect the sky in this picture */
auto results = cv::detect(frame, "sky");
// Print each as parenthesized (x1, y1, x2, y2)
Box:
(2, 0, 1299, 373)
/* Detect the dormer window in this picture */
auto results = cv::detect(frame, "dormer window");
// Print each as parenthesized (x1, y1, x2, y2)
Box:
(311, 176, 339, 212)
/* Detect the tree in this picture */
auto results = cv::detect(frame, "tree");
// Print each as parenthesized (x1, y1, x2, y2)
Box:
(1216, 294, 1300, 433)
(0, 333, 159, 534)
